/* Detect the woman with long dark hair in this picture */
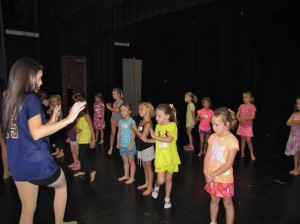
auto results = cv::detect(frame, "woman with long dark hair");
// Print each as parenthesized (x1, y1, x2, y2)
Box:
(2, 58, 86, 224)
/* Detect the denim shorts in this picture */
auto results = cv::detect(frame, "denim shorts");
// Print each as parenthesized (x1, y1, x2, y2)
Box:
(120, 146, 136, 157)
(199, 129, 212, 135)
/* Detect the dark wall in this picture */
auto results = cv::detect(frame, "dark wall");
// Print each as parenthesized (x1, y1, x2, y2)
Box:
(110, 0, 300, 146)
(2, 0, 300, 149)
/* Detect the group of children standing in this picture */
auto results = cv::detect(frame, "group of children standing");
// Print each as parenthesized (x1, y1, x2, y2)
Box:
(39, 91, 107, 182)
(183, 91, 256, 224)
(184, 91, 257, 161)
(39, 85, 300, 224)
(108, 89, 181, 209)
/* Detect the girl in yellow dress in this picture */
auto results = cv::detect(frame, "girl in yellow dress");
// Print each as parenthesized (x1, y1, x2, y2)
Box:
(142, 104, 181, 209)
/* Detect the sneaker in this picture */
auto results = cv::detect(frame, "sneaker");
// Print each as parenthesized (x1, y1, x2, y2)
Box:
(164, 198, 172, 209)
(152, 185, 160, 199)
(184, 145, 194, 151)
(68, 161, 80, 168)
(71, 163, 81, 171)
(68, 163, 76, 168)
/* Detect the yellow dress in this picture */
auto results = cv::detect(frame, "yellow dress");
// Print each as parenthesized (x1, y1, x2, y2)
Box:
(154, 122, 181, 172)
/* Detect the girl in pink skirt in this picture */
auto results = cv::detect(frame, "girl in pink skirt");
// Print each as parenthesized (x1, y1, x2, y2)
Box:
(285, 96, 300, 175)
(236, 91, 257, 160)
(204, 108, 239, 224)
(93, 93, 105, 144)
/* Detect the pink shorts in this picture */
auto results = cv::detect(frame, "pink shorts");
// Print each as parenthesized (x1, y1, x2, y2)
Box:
(204, 181, 234, 197)
(111, 120, 119, 127)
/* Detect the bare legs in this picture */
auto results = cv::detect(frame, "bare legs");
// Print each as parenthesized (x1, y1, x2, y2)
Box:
(99, 129, 104, 144)
(108, 124, 117, 155)
(198, 134, 210, 157)
(290, 153, 300, 175)
(95, 129, 99, 143)
(240, 136, 256, 160)
(137, 161, 154, 195)
(186, 127, 194, 148)
(155, 171, 173, 199)
(15, 169, 69, 224)
(95, 129, 104, 144)
(210, 195, 234, 224)
(0, 134, 10, 179)
(118, 156, 135, 184)
(70, 144, 79, 164)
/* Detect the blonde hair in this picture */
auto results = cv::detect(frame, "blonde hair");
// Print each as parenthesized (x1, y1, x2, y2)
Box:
(212, 107, 237, 130)
(120, 103, 132, 116)
(243, 91, 254, 102)
(140, 102, 155, 118)
(185, 92, 198, 103)
(156, 103, 177, 123)
(49, 94, 61, 103)
(112, 87, 123, 99)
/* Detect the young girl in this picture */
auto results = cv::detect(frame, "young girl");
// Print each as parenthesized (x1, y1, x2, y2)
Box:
(49, 95, 65, 158)
(93, 92, 105, 144)
(184, 92, 198, 151)
(38, 90, 50, 121)
(66, 122, 80, 171)
(131, 102, 155, 195)
(2, 57, 85, 224)
(285, 96, 300, 175)
(203, 107, 239, 224)
(196, 97, 214, 157)
(106, 87, 123, 155)
(73, 98, 97, 182)
(143, 104, 181, 209)
(116, 103, 136, 184)
(236, 91, 257, 160)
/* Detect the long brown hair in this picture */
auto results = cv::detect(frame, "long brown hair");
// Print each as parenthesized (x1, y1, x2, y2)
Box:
(1, 58, 43, 136)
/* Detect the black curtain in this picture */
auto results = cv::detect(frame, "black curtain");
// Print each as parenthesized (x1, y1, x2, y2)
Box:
(0, 0, 6, 81)
(91, 0, 300, 150)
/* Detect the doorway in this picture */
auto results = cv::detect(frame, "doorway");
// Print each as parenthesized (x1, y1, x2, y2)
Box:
(61, 56, 87, 114)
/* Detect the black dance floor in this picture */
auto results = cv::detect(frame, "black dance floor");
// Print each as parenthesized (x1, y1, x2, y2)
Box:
(1, 137, 300, 224)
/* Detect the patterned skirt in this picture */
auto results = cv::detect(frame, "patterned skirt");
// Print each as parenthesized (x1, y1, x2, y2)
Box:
(204, 181, 234, 197)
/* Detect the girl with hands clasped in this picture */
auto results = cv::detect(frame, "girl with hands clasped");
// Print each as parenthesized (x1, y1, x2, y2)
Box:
(236, 91, 257, 160)
(2, 58, 85, 224)
(142, 104, 181, 209)
(196, 97, 214, 157)
(117, 103, 136, 184)
(203, 108, 239, 224)
(131, 102, 155, 195)
(285, 96, 300, 175)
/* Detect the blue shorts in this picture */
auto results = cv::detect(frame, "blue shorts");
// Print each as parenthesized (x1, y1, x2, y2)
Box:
(199, 129, 212, 135)
(120, 146, 136, 157)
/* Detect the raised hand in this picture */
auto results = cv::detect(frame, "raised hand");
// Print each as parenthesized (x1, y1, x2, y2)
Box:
(49, 105, 61, 124)
(67, 101, 87, 123)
